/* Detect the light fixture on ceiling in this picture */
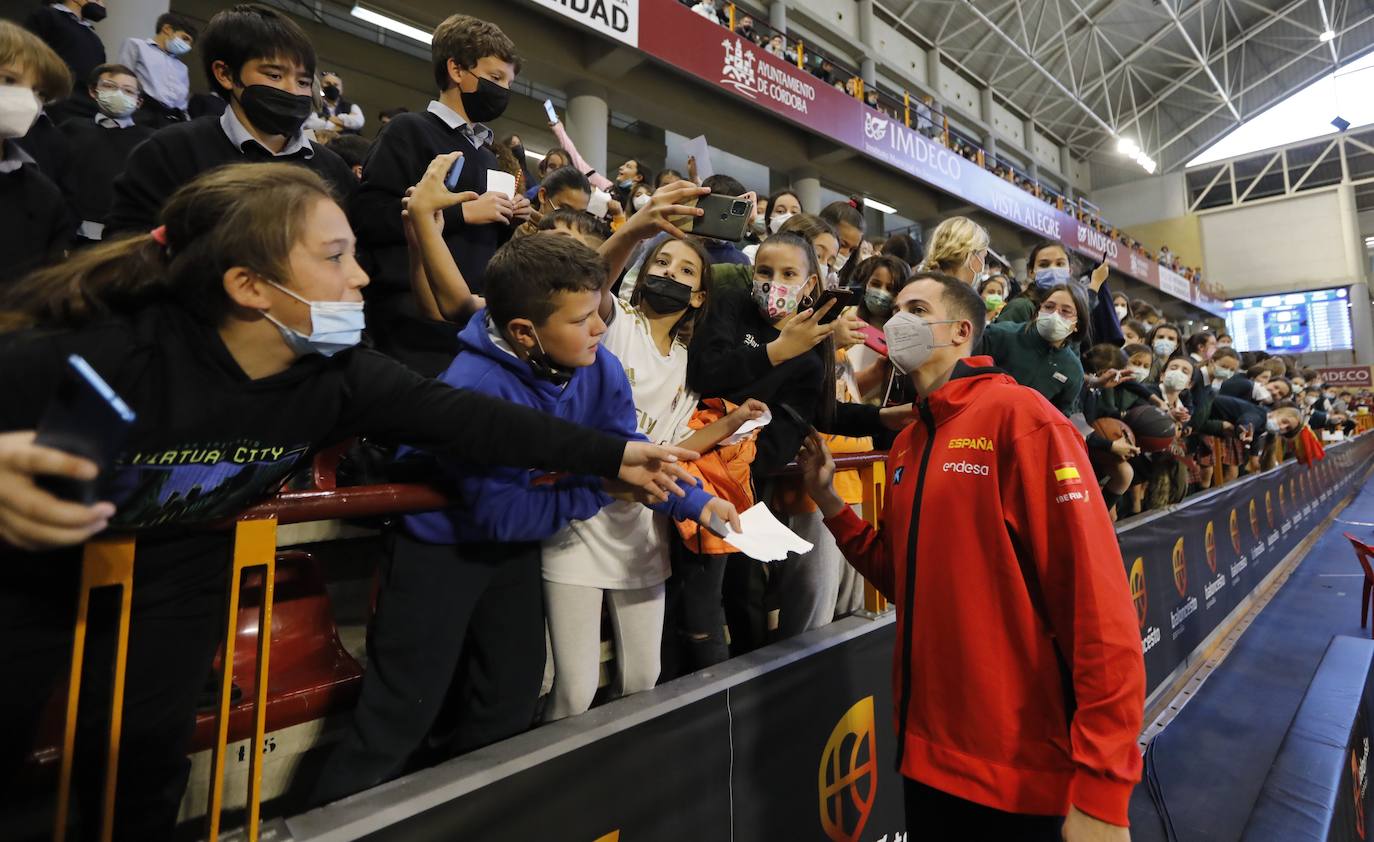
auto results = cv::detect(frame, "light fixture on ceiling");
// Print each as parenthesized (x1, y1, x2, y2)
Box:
(1116, 136, 1156, 174)
(350, 5, 432, 44)
(1319, 29, 1336, 42)
(1332, 116, 1351, 132)
(865, 198, 897, 215)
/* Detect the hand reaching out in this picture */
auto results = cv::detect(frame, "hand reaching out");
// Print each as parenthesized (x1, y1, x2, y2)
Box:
(767, 301, 837, 365)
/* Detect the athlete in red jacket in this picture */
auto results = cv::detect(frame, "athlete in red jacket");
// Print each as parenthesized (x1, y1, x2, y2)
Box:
(800, 273, 1144, 841)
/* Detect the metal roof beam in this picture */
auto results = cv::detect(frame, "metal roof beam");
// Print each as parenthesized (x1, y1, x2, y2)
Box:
(1159, 0, 1242, 119)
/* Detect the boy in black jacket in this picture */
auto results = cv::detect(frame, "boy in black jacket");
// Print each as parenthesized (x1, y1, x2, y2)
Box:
(60, 63, 154, 244)
(105, 4, 354, 234)
(0, 22, 74, 284)
(351, 13, 532, 375)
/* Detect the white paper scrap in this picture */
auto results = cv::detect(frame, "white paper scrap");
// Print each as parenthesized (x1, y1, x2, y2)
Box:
(680, 134, 714, 181)
(722, 503, 813, 562)
(485, 168, 517, 198)
(723, 408, 772, 445)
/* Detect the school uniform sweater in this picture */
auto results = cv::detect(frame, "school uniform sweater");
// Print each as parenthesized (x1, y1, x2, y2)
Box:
(980, 321, 1084, 416)
(104, 114, 355, 235)
(350, 109, 505, 294)
(59, 118, 155, 232)
(403, 311, 710, 546)
(0, 150, 72, 283)
(25, 4, 104, 91)
(825, 357, 1144, 826)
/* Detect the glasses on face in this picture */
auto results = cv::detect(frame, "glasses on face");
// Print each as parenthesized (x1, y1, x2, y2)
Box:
(96, 80, 139, 98)
(1039, 302, 1077, 320)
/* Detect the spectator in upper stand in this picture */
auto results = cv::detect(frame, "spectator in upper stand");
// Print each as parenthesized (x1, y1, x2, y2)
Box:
(734, 14, 760, 43)
(377, 105, 407, 126)
(328, 133, 370, 181)
(304, 70, 364, 137)
(981, 282, 1089, 417)
(691, 0, 724, 24)
(917, 216, 989, 286)
(105, 4, 355, 236)
(0, 21, 73, 284)
(349, 12, 531, 375)
(764, 33, 786, 59)
(61, 63, 154, 245)
(120, 12, 197, 128)
(1158, 244, 1172, 266)
(24, 0, 104, 96)
(820, 199, 866, 284)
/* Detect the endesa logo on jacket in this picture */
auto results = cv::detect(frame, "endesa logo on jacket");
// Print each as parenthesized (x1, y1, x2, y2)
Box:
(818, 696, 878, 842)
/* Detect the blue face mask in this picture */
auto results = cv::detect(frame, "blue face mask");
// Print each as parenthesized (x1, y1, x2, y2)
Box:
(1034, 266, 1072, 289)
(262, 281, 364, 358)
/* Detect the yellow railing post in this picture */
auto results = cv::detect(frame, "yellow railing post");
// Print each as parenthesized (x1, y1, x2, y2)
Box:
(728, 3, 736, 31)
(796, 40, 804, 69)
(205, 517, 277, 842)
(903, 91, 910, 127)
(54, 536, 136, 842)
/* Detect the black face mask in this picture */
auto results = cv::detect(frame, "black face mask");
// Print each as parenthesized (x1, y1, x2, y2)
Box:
(238, 84, 313, 137)
(322, 84, 340, 101)
(459, 74, 510, 123)
(80, 3, 106, 21)
(640, 274, 695, 316)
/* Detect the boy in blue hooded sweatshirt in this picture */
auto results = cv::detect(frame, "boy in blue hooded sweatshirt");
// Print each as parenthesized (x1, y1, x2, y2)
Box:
(314, 232, 738, 804)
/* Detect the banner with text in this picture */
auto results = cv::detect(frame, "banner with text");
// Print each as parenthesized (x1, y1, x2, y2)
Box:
(531, 0, 638, 47)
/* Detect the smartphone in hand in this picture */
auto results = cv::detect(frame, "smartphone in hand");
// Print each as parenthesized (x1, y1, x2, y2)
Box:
(544, 99, 559, 124)
(34, 355, 136, 504)
(672, 194, 751, 242)
(812, 288, 855, 325)
(445, 155, 466, 191)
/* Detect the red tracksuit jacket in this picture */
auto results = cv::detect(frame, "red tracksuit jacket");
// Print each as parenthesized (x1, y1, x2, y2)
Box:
(825, 357, 1145, 825)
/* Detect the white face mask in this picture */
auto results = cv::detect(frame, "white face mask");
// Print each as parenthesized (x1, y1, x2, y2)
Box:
(1211, 366, 1235, 381)
(167, 36, 192, 56)
(1115, 305, 1129, 321)
(768, 212, 794, 234)
(1128, 366, 1151, 383)
(1153, 338, 1177, 357)
(1162, 369, 1191, 392)
(1266, 418, 1281, 435)
(632, 193, 651, 211)
(96, 88, 138, 118)
(884, 311, 956, 375)
(1035, 312, 1074, 343)
(0, 86, 42, 140)
(262, 281, 365, 357)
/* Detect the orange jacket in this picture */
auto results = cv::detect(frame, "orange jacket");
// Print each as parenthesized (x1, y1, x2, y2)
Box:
(675, 399, 757, 554)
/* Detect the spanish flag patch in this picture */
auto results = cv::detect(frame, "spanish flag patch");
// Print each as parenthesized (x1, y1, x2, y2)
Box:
(1054, 463, 1083, 485)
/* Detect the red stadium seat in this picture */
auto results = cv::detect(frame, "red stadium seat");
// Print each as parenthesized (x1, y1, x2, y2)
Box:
(189, 550, 362, 751)
(1342, 533, 1374, 638)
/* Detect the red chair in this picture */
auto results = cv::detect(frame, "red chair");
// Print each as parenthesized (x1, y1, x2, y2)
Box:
(1343, 533, 1374, 637)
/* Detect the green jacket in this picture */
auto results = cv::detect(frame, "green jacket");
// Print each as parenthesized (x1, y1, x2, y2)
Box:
(995, 295, 1037, 325)
(980, 321, 1084, 416)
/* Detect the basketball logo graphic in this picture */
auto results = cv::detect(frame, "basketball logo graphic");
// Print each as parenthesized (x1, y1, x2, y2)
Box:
(1249, 500, 1260, 539)
(1205, 521, 1217, 575)
(1172, 537, 1187, 599)
(819, 696, 878, 842)
(1229, 509, 1242, 556)
(1130, 558, 1147, 630)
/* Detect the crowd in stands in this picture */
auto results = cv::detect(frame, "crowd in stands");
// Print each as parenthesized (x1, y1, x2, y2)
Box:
(0, 2, 1361, 837)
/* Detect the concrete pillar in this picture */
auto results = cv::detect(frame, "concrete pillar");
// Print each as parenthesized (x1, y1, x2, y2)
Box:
(926, 48, 943, 96)
(1060, 147, 1076, 184)
(566, 81, 609, 180)
(790, 169, 821, 214)
(984, 135, 998, 162)
(978, 87, 994, 131)
(857, 0, 875, 87)
(860, 58, 876, 88)
(1023, 117, 1038, 165)
(98, 0, 167, 65)
(1350, 283, 1374, 365)
(768, 0, 787, 33)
